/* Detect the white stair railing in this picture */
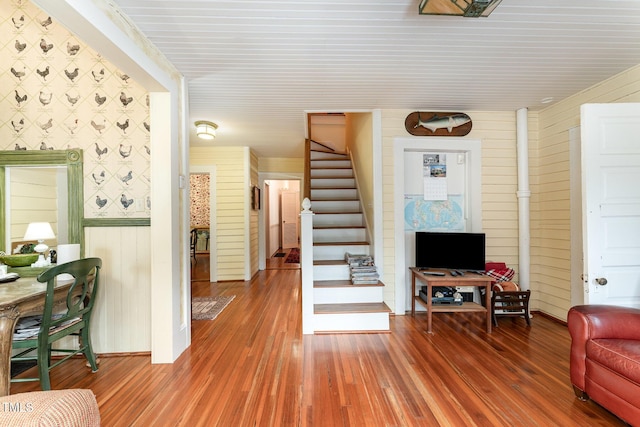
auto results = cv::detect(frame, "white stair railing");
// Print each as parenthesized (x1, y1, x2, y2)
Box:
(300, 198, 315, 334)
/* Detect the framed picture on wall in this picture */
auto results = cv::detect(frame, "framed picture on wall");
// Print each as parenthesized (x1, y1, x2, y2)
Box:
(252, 185, 261, 210)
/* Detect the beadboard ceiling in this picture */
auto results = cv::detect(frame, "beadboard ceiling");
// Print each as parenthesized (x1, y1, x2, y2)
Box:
(110, 0, 640, 158)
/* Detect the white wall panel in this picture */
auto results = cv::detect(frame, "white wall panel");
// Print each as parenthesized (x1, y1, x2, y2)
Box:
(86, 226, 151, 353)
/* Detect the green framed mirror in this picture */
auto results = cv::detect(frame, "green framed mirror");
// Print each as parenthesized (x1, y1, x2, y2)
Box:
(0, 150, 84, 271)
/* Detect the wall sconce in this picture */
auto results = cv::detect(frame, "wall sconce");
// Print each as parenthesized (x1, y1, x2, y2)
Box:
(195, 120, 218, 140)
(23, 222, 56, 267)
(419, 0, 502, 17)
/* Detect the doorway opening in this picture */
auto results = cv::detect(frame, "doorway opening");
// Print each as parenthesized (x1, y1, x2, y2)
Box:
(189, 167, 217, 282)
(264, 179, 301, 270)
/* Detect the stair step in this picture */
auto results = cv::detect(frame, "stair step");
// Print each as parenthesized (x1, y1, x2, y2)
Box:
(310, 146, 346, 155)
(311, 188, 358, 200)
(314, 241, 369, 246)
(314, 280, 384, 304)
(311, 185, 356, 190)
(310, 147, 345, 154)
(313, 244, 369, 261)
(311, 200, 361, 213)
(310, 153, 349, 161)
(311, 165, 352, 170)
(310, 158, 350, 164)
(311, 210, 362, 215)
(313, 227, 366, 243)
(314, 280, 383, 288)
(313, 213, 364, 227)
(313, 259, 347, 265)
(313, 311, 391, 333)
(311, 160, 352, 169)
(314, 225, 365, 229)
(311, 169, 354, 178)
(311, 198, 360, 203)
(314, 302, 391, 314)
(311, 174, 354, 181)
(310, 152, 348, 158)
(313, 261, 350, 280)
(311, 178, 355, 188)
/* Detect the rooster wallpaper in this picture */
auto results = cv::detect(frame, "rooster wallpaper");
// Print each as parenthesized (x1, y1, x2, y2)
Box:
(189, 174, 210, 227)
(1, 0, 150, 219)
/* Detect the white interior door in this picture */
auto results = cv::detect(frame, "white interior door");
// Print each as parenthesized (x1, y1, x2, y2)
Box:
(581, 103, 640, 306)
(281, 191, 299, 249)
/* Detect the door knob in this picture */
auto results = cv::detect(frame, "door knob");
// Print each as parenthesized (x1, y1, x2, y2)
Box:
(595, 277, 608, 286)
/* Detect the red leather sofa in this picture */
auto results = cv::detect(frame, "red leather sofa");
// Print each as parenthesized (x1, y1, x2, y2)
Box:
(568, 305, 640, 425)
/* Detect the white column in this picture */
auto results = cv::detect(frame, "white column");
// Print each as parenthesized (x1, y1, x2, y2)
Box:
(516, 108, 531, 290)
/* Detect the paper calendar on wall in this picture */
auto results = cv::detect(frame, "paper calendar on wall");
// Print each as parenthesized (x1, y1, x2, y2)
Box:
(423, 154, 447, 201)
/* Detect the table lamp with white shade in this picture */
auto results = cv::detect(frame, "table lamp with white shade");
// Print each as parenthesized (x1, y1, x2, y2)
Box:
(23, 222, 55, 267)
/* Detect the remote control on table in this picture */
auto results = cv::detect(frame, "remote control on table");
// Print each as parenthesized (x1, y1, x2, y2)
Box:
(422, 271, 445, 276)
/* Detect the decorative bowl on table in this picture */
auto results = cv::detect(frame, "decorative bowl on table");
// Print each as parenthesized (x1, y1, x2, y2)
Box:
(0, 254, 39, 267)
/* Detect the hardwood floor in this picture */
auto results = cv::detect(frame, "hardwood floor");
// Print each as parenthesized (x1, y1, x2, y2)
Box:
(10, 256, 624, 426)
(265, 247, 300, 270)
(191, 251, 211, 281)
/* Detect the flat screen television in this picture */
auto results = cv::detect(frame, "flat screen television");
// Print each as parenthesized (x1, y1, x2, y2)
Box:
(415, 231, 486, 271)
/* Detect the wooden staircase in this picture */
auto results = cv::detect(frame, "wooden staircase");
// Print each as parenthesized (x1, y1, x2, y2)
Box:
(308, 141, 390, 333)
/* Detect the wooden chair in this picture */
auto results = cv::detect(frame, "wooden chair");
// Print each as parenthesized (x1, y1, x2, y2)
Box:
(11, 258, 102, 390)
(491, 290, 531, 326)
(190, 228, 198, 262)
(202, 229, 210, 250)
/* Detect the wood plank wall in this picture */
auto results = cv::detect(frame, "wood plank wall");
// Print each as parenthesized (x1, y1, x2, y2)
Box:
(190, 147, 247, 281)
(534, 64, 640, 320)
(380, 109, 522, 313)
(345, 112, 375, 241)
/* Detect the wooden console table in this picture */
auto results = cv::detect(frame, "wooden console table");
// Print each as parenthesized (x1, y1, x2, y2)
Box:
(409, 267, 493, 334)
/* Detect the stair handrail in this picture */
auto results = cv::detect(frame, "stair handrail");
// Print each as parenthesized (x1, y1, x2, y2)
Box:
(304, 139, 311, 200)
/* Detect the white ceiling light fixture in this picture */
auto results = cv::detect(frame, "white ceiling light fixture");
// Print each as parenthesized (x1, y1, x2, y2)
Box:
(195, 120, 218, 140)
(419, 0, 503, 18)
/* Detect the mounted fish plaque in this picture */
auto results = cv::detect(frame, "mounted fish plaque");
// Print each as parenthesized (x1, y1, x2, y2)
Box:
(405, 111, 472, 137)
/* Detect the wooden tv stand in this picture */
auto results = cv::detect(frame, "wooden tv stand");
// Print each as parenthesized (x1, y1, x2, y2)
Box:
(409, 267, 493, 334)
